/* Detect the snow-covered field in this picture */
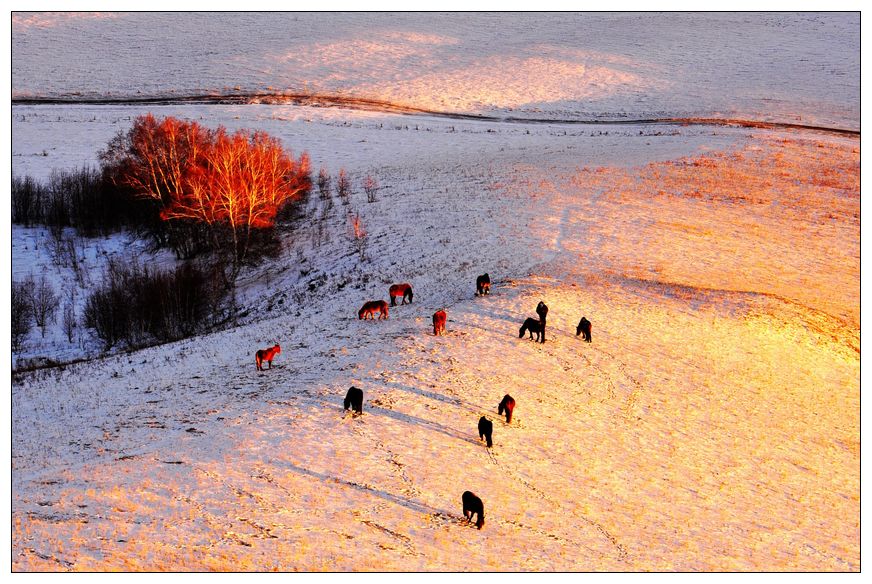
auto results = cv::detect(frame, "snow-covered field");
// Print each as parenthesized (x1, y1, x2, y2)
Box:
(10, 12, 859, 572)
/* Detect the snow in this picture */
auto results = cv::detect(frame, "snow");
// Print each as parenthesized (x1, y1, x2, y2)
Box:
(9, 12, 859, 573)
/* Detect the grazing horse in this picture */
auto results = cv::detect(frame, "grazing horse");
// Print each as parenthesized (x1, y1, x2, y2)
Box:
(344, 386, 364, 414)
(433, 309, 447, 336)
(388, 283, 414, 306)
(536, 301, 548, 343)
(576, 317, 592, 342)
(519, 317, 544, 342)
(498, 394, 515, 424)
(359, 300, 389, 320)
(478, 416, 493, 448)
(255, 344, 281, 371)
(462, 491, 485, 529)
(476, 273, 491, 296)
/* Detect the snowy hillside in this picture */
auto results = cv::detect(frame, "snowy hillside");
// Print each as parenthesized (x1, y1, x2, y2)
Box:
(11, 115, 859, 570)
(11, 11, 859, 573)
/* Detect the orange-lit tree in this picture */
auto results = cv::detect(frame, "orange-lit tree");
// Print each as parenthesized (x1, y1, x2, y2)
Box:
(102, 114, 311, 285)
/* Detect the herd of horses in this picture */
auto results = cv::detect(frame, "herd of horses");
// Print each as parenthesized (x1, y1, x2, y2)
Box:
(253, 273, 592, 530)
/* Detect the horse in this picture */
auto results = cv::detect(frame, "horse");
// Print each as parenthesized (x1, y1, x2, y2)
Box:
(255, 344, 281, 371)
(462, 491, 485, 529)
(359, 300, 389, 320)
(344, 386, 364, 414)
(478, 416, 493, 448)
(536, 301, 548, 343)
(476, 273, 491, 296)
(498, 394, 515, 424)
(536, 301, 548, 321)
(388, 283, 413, 306)
(433, 309, 447, 336)
(576, 317, 592, 342)
(519, 317, 543, 342)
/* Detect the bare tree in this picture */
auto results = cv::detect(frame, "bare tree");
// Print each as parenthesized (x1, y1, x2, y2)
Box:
(363, 174, 379, 203)
(63, 301, 76, 343)
(348, 211, 368, 261)
(11, 280, 33, 352)
(337, 168, 351, 205)
(102, 114, 311, 286)
(317, 167, 332, 200)
(30, 273, 60, 337)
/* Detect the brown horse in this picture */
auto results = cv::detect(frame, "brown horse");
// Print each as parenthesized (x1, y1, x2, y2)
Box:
(476, 273, 491, 296)
(255, 344, 281, 371)
(433, 309, 447, 335)
(388, 283, 414, 306)
(498, 394, 515, 423)
(577, 317, 592, 342)
(359, 300, 389, 320)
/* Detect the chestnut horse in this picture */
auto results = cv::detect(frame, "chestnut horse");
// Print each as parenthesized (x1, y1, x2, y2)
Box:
(498, 394, 515, 423)
(359, 300, 389, 320)
(388, 283, 414, 306)
(255, 344, 281, 371)
(462, 491, 485, 529)
(433, 309, 447, 336)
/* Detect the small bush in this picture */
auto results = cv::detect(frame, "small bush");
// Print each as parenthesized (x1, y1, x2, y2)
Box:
(11, 280, 33, 352)
(317, 167, 332, 200)
(29, 273, 59, 338)
(337, 168, 351, 204)
(363, 174, 379, 203)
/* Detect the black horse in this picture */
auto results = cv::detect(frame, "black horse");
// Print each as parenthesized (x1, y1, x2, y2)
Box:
(462, 491, 484, 529)
(498, 394, 515, 424)
(344, 386, 364, 414)
(462, 491, 485, 529)
(519, 317, 543, 342)
(478, 416, 493, 448)
(476, 273, 491, 296)
(536, 301, 548, 343)
(576, 317, 592, 342)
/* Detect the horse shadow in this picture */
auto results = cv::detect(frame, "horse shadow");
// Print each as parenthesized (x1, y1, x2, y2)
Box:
(378, 380, 481, 417)
(276, 460, 455, 519)
(365, 403, 482, 447)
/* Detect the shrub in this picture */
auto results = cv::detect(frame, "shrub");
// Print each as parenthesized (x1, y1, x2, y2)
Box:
(12, 166, 153, 235)
(317, 167, 332, 200)
(83, 257, 222, 350)
(337, 168, 351, 204)
(29, 273, 59, 338)
(11, 280, 33, 352)
(363, 174, 379, 203)
(11, 175, 45, 225)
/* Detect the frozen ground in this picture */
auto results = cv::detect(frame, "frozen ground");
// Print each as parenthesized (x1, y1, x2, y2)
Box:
(11, 109, 859, 570)
(12, 12, 859, 129)
(10, 11, 859, 573)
